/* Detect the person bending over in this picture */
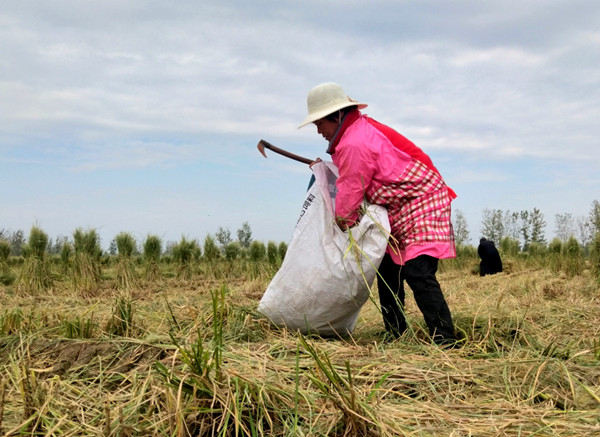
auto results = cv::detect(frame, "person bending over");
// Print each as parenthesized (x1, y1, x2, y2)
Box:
(299, 82, 457, 345)
(478, 238, 503, 276)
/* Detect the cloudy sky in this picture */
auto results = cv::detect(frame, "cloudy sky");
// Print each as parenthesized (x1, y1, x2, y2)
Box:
(2, 0, 599, 249)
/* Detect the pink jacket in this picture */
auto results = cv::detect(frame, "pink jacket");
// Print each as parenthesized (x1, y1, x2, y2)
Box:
(329, 110, 456, 265)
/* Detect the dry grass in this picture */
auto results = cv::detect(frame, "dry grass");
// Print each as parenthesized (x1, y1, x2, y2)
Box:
(0, 259, 599, 436)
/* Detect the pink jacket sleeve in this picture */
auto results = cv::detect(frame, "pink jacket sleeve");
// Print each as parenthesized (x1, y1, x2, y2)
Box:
(333, 139, 375, 226)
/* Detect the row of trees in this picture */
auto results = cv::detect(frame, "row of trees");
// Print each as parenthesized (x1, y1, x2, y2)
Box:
(0, 224, 288, 292)
(3, 200, 600, 263)
(453, 200, 600, 251)
(0, 222, 256, 259)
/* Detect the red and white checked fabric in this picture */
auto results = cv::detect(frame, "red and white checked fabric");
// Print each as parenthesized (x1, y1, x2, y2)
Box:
(328, 111, 456, 265)
(367, 159, 455, 249)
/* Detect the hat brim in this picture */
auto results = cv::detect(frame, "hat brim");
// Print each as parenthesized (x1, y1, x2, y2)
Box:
(298, 102, 367, 128)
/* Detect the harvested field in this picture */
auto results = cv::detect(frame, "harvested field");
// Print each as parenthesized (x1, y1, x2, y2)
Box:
(1, 260, 599, 436)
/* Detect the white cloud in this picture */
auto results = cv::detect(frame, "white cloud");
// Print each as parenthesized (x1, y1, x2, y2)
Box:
(66, 142, 199, 172)
(449, 47, 545, 67)
(2, 0, 599, 245)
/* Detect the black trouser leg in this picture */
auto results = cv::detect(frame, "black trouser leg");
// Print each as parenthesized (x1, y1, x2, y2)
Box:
(402, 255, 456, 343)
(376, 253, 406, 337)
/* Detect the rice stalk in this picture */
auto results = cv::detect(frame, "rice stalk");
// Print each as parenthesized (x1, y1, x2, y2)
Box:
(298, 335, 382, 435)
(172, 236, 199, 280)
(143, 234, 162, 282)
(0, 377, 5, 435)
(155, 292, 299, 435)
(277, 241, 287, 262)
(0, 268, 16, 286)
(591, 231, 600, 282)
(211, 285, 226, 380)
(562, 236, 585, 277)
(0, 239, 10, 271)
(246, 241, 267, 280)
(346, 216, 418, 342)
(62, 315, 97, 339)
(203, 234, 220, 262)
(224, 241, 241, 262)
(16, 226, 53, 294)
(1, 308, 24, 336)
(72, 228, 102, 293)
(104, 396, 111, 437)
(156, 352, 298, 435)
(59, 240, 72, 276)
(106, 297, 135, 337)
(267, 240, 278, 266)
(115, 232, 139, 290)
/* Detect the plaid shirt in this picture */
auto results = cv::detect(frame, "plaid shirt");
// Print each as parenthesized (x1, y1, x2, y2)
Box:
(329, 112, 456, 264)
(367, 159, 455, 260)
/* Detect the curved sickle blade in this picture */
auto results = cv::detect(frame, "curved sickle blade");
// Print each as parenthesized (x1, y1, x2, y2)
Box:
(257, 141, 269, 158)
(257, 139, 313, 165)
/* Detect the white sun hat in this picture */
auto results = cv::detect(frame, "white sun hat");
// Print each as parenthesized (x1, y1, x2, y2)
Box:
(298, 82, 367, 128)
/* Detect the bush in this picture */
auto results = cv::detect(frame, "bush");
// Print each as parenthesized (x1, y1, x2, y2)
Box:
(59, 241, 72, 275)
(143, 235, 162, 262)
(560, 236, 583, 277)
(203, 235, 220, 262)
(267, 241, 278, 265)
(527, 242, 548, 257)
(277, 241, 288, 262)
(499, 236, 519, 257)
(457, 244, 477, 259)
(0, 239, 11, 270)
(225, 241, 241, 261)
(563, 236, 581, 257)
(116, 232, 137, 258)
(248, 240, 266, 262)
(548, 238, 562, 255)
(0, 239, 16, 285)
(172, 237, 200, 280)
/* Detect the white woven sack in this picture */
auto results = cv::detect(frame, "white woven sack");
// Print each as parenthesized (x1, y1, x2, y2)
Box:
(258, 161, 390, 336)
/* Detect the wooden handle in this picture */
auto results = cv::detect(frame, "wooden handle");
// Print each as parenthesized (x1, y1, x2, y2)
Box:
(258, 139, 313, 165)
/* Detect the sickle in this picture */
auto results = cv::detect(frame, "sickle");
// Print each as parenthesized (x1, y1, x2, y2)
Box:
(257, 139, 313, 165)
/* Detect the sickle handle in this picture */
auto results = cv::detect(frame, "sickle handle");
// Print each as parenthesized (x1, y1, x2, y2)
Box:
(257, 139, 313, 165)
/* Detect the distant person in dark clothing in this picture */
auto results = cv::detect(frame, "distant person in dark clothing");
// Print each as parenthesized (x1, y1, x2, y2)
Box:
(478, 238, 503, 276)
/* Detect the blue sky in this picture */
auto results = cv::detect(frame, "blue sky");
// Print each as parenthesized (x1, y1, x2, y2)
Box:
(1, 0, 599, 249)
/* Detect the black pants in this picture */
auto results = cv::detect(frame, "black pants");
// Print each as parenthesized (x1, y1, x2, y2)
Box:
(377, 253, 456, 343)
